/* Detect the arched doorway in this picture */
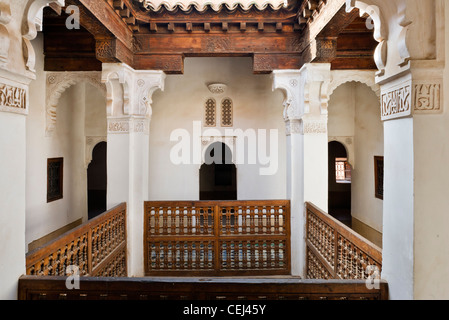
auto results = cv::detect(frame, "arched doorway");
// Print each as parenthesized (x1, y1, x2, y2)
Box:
(328, 141, 352, 227)
(200, 142, 237, 200)
(87, 142, 107, 219)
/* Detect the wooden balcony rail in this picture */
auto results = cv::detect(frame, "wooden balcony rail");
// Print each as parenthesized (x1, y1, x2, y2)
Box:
(26, 203, 127, 278)
(305, 202, 382, 280)
(144, 200, 291, 276)
(18, 276, 388, 300)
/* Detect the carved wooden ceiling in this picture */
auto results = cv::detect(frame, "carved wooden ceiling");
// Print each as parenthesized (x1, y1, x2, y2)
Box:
(42, 0, 377, 73)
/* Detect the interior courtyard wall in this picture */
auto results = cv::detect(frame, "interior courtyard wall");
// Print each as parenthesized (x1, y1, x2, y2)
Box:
(149, 57, 286, 201)
(412, 0, 449, 300)
(25, 34, 106, 251)
(328, 82, 383, 238)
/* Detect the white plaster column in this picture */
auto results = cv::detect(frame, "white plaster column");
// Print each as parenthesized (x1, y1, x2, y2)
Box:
(273, 63, 331, 277)
(102, 63, 165, 277)
(0, 70, 31, 299)
(380, 65, 446, 300)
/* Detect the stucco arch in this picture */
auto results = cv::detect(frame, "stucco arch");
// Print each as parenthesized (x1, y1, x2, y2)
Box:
(45, 72, 106, 136)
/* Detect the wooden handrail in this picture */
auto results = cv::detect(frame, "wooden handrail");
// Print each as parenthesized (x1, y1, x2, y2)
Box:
(26, 203, 127, 277)
(305, 202, 382, 280)
(144, 200, 291, 276)
(18, 275, 388, 300)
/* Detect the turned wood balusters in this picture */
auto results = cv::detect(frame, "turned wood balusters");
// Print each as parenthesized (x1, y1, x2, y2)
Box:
(144, 200, 291, 276)
(26, 203, 127, 277)
(305, 202, 382, 280)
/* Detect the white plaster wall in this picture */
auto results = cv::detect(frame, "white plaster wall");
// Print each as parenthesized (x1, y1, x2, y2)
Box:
(328, 82, 384, 233)
(352, 84, 384, 232)
(85, 84, 107, 137)
(25, 35, 106, 251)
(382, 116, 415, 300)
(412, 0, 449, 300)
(149, 57, 286, 201)
(0, 112, 26, 299)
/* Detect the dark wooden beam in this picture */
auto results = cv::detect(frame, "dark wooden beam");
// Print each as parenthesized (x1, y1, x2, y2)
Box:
(253, 53, 303, 74)
(43, 7, 102, 71)
(134, 54, 184, 74)
(78, 0, 134, 48)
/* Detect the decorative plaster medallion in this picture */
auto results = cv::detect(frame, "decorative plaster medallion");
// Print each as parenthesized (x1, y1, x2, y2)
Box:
(207, 83, 227, 95)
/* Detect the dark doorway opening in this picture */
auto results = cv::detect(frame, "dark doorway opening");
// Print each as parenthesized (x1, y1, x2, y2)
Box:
(328, 141, 352, 227)
(87, 142, 107, 219)
(200, 142, 237, 200)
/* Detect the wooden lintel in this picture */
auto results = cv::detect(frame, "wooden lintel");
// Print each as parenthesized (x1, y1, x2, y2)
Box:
(134, 54, 184, 74)
(134, 33, 305, 56)
(253, 53, 304, 73)
(95, 38, 133, 66)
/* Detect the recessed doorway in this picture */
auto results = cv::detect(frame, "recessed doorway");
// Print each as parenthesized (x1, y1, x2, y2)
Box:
(87, 142, 107, 219)
(200, 142, 237, 200)
(328, 141, 352, 227)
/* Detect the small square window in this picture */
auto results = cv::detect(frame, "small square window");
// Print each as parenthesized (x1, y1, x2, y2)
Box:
(335, 158, 351, 183)
(47, 158, 63, 203)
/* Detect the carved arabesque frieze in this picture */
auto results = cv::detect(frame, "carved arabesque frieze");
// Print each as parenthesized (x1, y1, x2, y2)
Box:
(45, 71, 106, 136)
(380, 72, 443, 120)
(285, 117, 327, 136)
(380, 82, 411, 120)
(413, 82, 442, 114)
(107, 117, 150, 135)
(0, 79, 28, 114)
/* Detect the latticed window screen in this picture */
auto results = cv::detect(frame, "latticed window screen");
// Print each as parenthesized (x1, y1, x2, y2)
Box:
(47, 158, 63, 203)
(221, 98, 233, 127)
(204, 98, 216, 127)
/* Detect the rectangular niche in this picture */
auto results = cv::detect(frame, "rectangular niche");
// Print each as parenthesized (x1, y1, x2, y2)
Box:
(374, 156, 384, 200)
(47, 157, 64, 203)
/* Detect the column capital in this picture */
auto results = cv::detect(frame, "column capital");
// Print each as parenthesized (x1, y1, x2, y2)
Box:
(102, 63, 166, 120)
(285, 115, 328, 136)
(272, 63, 331, 122)
(107, 116, 150, 135)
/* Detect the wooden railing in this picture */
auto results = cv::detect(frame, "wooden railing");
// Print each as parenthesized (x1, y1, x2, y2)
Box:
(26, 203, 127, 277)
(305, 202, 382, 280)
(144, 200, 291, 276)
(18, 276, 388, 300)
